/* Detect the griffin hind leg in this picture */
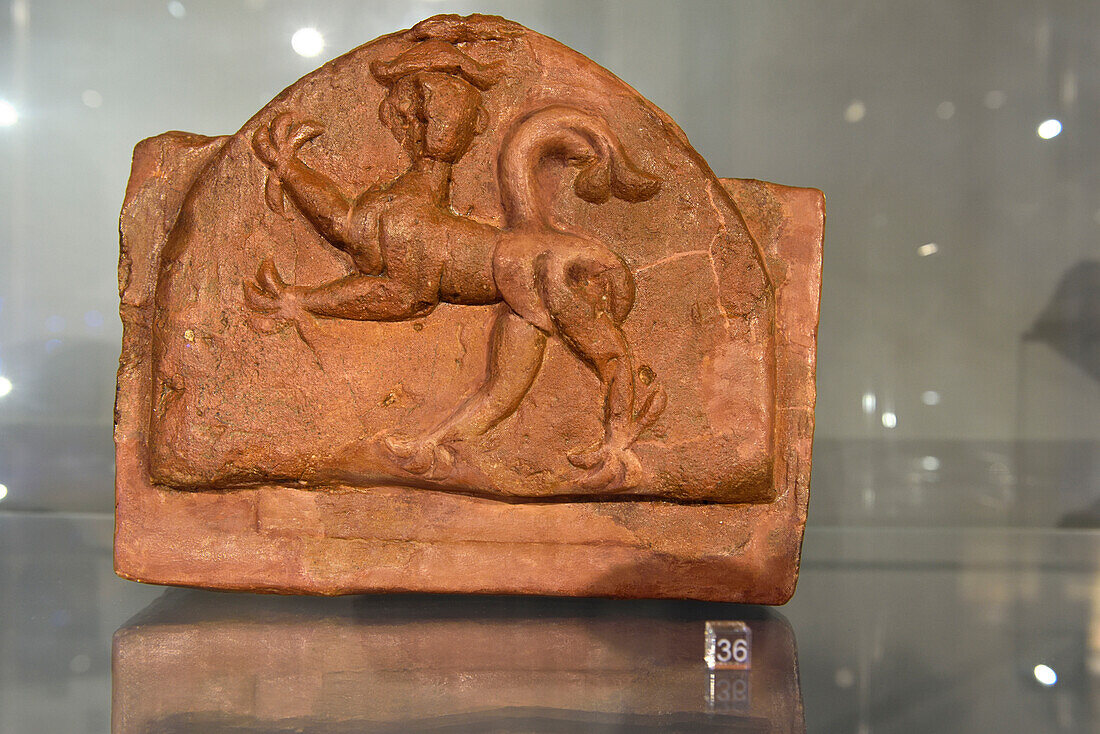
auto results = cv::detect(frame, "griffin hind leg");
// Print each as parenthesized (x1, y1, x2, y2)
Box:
(535, 248, 666, 491)
(381, 305, 547, 478)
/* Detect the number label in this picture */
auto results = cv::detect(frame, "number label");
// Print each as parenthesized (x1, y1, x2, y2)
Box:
(705, 621, 751, 670)
(714, 637, 749, 663)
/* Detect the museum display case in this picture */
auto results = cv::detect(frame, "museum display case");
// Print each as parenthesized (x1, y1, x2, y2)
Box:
(0, 1, 1097, 731)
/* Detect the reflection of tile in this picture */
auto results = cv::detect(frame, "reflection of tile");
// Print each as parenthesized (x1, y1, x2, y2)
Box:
(112, 592, 803, 733)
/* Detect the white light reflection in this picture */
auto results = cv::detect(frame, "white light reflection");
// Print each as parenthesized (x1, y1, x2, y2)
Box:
(917, 243, 939, 257)
(844, 100, 866, 123)
(292, 27, 325, 58)
(921, 456, 941, 471)
(936, 101, 955, 120)
(881, 411, 897, 429)
(167, 1, 186, 19)
(1037, 119, 1062, 139)
(0, 376, 11, 398)
(0, 99, 17, 127)
(81, 90, 103, 108)
(11, 1, 28, 28)
(0, 484, 7, 501)
(921, 390, 941, 406)
(861, 392, 876, 415)
(1033, 664, 1057, 686)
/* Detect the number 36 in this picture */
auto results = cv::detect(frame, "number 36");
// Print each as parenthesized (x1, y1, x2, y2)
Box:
(715, 637, 749, 663)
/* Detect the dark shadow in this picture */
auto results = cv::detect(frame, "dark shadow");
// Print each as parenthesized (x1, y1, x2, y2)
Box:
(1025, 259, 1100, 383)
(1023, 259, 1100, 527)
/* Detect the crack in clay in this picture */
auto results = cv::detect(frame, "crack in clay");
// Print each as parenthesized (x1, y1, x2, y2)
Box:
(634, 249, 709, 273)
(703, 182, 735, 336)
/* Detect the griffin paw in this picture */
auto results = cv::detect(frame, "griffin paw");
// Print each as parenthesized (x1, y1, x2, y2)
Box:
(568, 444, 643, 492)
(381, 433, 455, 480)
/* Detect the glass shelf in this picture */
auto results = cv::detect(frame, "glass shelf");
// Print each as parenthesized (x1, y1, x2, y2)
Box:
(2, 512, 1095, 733)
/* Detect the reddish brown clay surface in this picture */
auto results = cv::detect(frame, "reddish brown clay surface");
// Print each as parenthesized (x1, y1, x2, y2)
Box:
(115, 14, 823, 602)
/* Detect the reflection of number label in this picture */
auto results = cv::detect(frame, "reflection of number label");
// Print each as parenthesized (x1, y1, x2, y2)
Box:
(707, 671, 750, 713)
(715, 677, 747, 700)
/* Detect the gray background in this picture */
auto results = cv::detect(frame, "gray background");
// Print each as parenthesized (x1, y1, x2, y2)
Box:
(0, 0, 1097, 525)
